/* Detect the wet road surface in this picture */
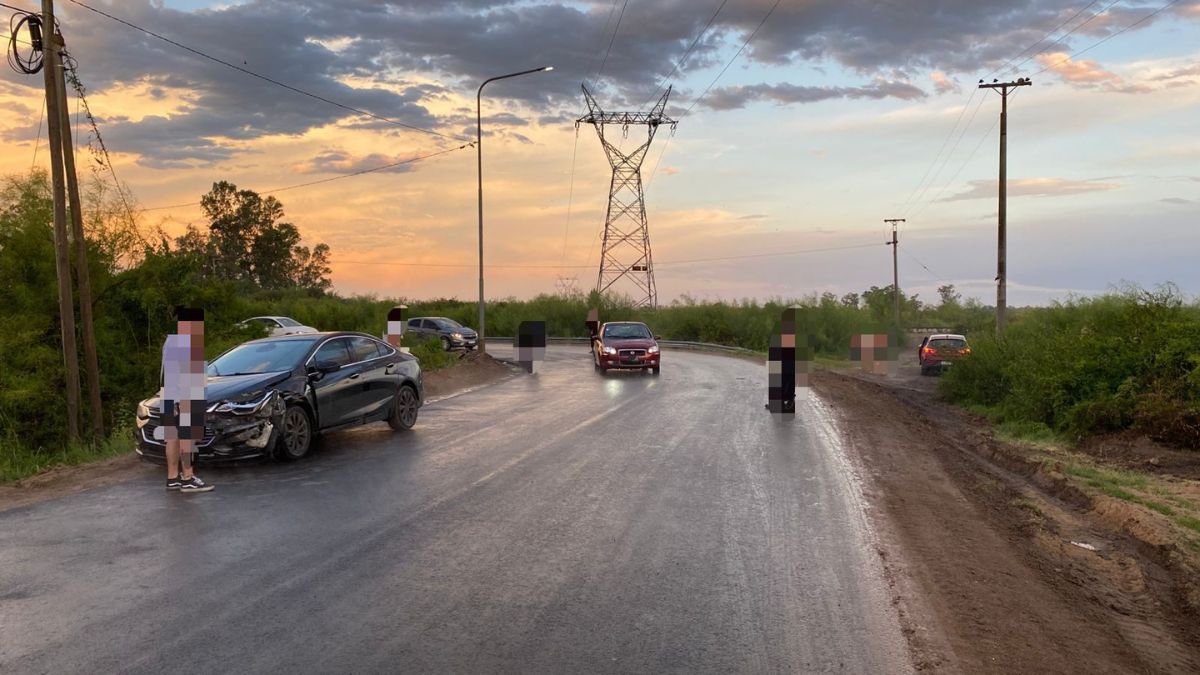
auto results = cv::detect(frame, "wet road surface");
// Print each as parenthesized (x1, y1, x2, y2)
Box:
(1, 346, 910, 673)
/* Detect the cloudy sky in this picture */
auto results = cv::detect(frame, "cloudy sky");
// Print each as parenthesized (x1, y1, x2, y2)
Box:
(2, 0, 1198, 305)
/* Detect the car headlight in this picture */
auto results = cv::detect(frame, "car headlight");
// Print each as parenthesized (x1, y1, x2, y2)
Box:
(451, 332, 463, 339)
(603, 346, 617, 355)
(212, 390, 275, 416)
(137, 400, 151, 419)
(648, 344, 660, 354)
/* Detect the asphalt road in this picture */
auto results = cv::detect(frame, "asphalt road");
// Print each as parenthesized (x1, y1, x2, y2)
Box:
(1, 345, 910, 674)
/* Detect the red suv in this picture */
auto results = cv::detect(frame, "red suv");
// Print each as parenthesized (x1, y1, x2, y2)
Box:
(918, 333, 970, 375)
(593, 321, 661, 375)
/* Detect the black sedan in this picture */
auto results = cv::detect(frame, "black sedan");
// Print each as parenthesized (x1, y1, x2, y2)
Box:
(135, 332, 423, 463)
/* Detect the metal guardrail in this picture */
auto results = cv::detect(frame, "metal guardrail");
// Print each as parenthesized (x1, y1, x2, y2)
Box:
(488, 336, 759, 355)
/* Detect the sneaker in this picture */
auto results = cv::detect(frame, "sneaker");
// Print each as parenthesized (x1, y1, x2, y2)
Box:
(166, 476, 183, 490)
(179, 476, 214, 493)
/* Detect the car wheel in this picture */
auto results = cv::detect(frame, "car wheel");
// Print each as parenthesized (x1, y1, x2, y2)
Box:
(388, 384, 419, 430)
(276, 405, 313, 461)
(651, 366, 660, 375)
(441, 336, 452, 351)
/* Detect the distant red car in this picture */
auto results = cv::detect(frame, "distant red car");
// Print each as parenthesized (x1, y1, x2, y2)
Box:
(918, 333, 971, 375)
(592, 321, 661, 375)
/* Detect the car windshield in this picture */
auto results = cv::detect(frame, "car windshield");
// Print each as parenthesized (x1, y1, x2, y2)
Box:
(437, 319, 463, 329)
(930, 338, 967, 348)
(207, 338, 316, 376)
(604, 324, 652, 340)
(276, 317, 302, 327)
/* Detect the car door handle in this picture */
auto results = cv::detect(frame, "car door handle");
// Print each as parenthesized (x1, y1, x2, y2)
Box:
(384, 363, 397, 373)
(348, 373, 360, 380)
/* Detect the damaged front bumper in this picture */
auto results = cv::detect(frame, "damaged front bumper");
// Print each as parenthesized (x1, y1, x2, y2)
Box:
(135, 391, 287, 463)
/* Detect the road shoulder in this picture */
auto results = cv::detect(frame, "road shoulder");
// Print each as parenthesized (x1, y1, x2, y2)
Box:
(813, 367, 1200, 673)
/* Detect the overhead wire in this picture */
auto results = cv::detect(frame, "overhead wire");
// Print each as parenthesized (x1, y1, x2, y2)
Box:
(682, 0, 784, 116)
(30, 93, 43, 169)
(1003, 0, 1123, 75)
(993, 0, 1101, 76)
(640, 0, 728, 108)
(338, 241, 883, 270)
(558, 126, 580, 268)
(142, 143, 473, 212)
(901, 0, 1123, 219)
(596, 0, 630, 78)
(62, 0, 469, 143)
(1032, 0, 1184, 76)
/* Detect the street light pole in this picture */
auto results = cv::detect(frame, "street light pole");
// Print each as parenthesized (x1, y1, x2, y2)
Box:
(476, 65, 553, 354)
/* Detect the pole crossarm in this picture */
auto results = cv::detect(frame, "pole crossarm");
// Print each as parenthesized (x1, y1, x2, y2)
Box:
(577, 84, 675, 308)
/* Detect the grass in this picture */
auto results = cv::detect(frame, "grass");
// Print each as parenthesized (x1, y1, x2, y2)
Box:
(0, 428, 133, 483)
(1173, 514, 1200, 534)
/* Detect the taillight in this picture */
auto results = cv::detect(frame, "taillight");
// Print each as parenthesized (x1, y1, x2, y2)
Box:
(963, 347, 971, 354)
(922, 346, 935, 355)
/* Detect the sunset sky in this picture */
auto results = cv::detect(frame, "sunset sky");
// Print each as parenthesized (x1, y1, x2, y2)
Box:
(2, 0, 1198, 305)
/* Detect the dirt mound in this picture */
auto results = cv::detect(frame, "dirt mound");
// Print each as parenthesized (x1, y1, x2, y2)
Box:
(1076, 432, 1200, 480)
(422, 351, 516, 400)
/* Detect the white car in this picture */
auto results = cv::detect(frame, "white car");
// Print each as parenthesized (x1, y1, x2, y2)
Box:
(238, 316, 319, 337)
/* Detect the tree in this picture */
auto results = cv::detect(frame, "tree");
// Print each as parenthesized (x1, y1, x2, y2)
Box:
(938, 284, 962, 308)
(193, 181, 331, 291)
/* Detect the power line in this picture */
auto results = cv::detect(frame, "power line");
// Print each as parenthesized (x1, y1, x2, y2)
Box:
(993, 0, 1102, 76)
(142, 143, 473, 212)
(904, 92, 988, 217)
(62, 0, 468, 143)
(908, 102, 1003, 221)
(559, 125, 580, 267)
(339, 241, 882, 269)
(1032, 0, 1184, 76)
(1004, 0, 1123, 75)
(684, 0, 784, 116)
(641, 0, 728, 107)
(633, 0, 781, 203)
(596, 0, 629, 78)
(30, 92, 43, 169)
(899, 88, 977, 215)
(901, 247, 945, 283)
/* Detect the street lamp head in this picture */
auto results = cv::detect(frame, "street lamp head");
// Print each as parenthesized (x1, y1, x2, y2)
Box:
(542, 66, 554, 72)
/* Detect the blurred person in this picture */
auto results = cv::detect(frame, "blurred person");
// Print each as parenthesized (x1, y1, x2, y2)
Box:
(160, 306, 214, 493)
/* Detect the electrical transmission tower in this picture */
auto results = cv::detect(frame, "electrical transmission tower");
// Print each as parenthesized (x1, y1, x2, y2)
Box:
(577, 84, 676, 308)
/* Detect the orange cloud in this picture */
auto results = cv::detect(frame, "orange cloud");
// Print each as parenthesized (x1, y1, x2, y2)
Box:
(1035, 52, 1151, 93)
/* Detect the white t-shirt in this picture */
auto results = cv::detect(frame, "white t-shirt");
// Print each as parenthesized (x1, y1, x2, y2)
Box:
(161, 333, 207, 401)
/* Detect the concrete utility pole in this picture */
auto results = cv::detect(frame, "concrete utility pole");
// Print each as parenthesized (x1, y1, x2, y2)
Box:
(51, 28, 103, 443)
(979, 77, 1031, 337)
(884, 218, 905, 327)
(42, 0, 81, 441)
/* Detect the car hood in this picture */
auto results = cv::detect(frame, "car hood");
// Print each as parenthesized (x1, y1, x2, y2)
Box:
(148, 371, 295, 407)
(603, 337, 656, 349)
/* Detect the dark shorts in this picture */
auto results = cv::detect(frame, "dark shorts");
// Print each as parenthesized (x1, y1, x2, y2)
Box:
(160, 399, 206, 441)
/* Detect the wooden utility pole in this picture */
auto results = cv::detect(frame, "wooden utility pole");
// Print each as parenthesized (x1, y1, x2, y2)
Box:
(885, 218, 905, 327)
(51, 28, 103, 442)
(42, 0, 81, 441)
(979, 77, 1031, 337)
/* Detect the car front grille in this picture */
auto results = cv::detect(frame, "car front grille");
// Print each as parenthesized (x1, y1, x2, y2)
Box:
(619, 349, 647, 358)
(141, 414, 216, 448)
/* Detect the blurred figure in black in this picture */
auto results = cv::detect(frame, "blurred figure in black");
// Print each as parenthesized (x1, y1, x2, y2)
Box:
(515, 320, 547, 374)
(767, 308, 798, 415)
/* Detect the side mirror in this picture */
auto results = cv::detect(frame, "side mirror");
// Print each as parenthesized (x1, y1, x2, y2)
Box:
(654, 335, 662, 341)
(308, 360, 341, 379)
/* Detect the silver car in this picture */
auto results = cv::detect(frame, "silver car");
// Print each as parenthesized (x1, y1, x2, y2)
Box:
(405, 317, 478, 351)
(238, 315, 319, 337)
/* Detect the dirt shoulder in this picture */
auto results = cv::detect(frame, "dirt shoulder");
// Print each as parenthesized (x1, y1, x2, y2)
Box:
(814, 363, 1200, 673)
(0, 353, 518, 513)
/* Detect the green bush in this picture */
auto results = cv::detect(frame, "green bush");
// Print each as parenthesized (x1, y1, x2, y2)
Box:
(408, 337, 459, 371)
(941, 285, 1200, 449)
